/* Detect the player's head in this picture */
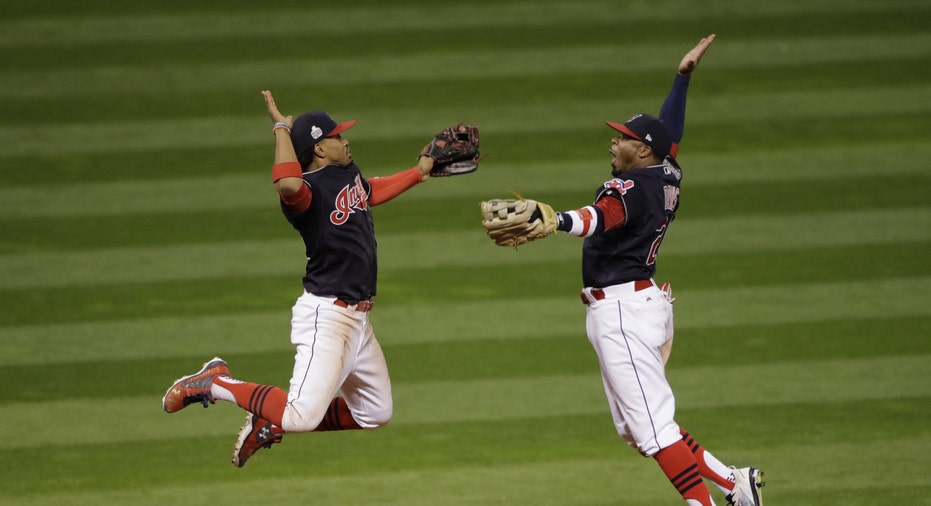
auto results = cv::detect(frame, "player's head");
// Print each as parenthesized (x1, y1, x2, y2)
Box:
(291, 111, 356, 167)
(606, 113, 671, 173)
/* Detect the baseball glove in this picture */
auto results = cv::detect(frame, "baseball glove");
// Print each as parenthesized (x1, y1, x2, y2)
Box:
(422, 124, 480, 177)
(480, 198, 557, 248)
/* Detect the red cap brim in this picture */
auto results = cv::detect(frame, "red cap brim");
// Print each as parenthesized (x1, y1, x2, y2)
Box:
(327, 120, 356, 137)
(605, 121, 642, 141)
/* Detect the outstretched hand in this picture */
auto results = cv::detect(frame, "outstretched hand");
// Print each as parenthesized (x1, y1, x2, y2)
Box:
(261, 90, 293, 128)
(678, 34, 715, 76)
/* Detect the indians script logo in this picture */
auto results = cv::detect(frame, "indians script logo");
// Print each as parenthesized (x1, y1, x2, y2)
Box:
(604, 178, 635, 195)
(330, 175, 369, 225)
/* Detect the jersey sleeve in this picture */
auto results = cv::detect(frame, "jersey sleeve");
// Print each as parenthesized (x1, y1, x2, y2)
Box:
(658, 73, 690, 157)
(367, 167, 422, 206)
(280, 182, 312, 213)
(556, 197, 627, 237)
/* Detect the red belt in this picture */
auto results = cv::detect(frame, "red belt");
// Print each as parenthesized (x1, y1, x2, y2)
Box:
(334, 298, 374, 312)
(581, 279, 654, 305)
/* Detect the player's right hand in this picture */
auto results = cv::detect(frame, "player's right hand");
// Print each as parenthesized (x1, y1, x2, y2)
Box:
(678, 34, 715, 76)
(261, 90, 293, 128)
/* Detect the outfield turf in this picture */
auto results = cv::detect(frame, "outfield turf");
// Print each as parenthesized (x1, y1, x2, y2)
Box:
(1, 1, 929, 504)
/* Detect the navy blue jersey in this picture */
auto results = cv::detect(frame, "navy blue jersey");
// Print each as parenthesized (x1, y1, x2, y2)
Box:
(582, 158, 682, 287)
(281, 163, 377, 303)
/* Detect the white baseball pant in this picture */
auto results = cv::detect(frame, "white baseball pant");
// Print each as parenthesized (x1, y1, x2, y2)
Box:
(583, 280, 680, 457)
(280, 291, 393, 433)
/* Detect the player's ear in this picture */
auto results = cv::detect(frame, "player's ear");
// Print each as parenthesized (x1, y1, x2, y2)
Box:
(638, 144, 654, 159)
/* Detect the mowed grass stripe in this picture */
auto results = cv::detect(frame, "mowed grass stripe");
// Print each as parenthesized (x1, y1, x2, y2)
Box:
(1, 176, 927, 252)
(3, 84, 930, 154)
(0, 244, 927, 326)
(2, 144, 928, 217)
(0, 309, 924, 370)
(5, 432, 931, 506)
(0, 458, 673, 506)
(3, 59, 926, 126)
(2, 31, 929, 100)
(0, 1, 721, 46)
(0, 2, 651, 46)
(1, 209, 927, 288)
(5, 23, 929, 84)
(3, 435, 929, 505)
(0, 278, 929, 366)
(3, 0, 920, 47)
(4, 110, 926, 185)
(2, 315, 927, 403)
(1, 354, 925, 450)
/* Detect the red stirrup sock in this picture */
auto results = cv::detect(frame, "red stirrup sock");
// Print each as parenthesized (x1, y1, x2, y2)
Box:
(654, 440, 715, 506)
(314, 396, 363, 431)
(212, 376, 287, 427)
(681, 429, 735, 493)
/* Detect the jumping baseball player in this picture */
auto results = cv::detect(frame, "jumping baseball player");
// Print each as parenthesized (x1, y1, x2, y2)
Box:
(162, 92, 479, 467)
(481, 35, 765, 506)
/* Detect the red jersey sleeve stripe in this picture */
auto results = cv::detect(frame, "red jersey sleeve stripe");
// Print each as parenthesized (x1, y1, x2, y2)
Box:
(272, 161, 303, 182)
(562, 206, 600, 237)
(595, 196, 627, 231)
(280, 183, 311, 213)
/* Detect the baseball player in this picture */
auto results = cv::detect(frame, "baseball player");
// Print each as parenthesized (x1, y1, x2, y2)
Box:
(482, 35, 764, 506)
(162, 92, 478, 467)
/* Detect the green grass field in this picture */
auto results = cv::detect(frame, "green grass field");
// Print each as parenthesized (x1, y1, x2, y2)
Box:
(1, 0, 929, 504)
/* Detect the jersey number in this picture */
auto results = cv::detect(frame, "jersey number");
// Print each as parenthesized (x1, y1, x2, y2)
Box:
(647, 217, 670, 265)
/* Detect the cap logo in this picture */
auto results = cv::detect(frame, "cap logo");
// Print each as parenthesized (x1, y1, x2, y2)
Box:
(645, 134, 653, 142)
(311, 126, 323, 139)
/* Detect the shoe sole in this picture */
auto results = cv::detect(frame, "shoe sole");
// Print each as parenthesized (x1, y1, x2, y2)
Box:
(749, 467, 764, 506)
(162, 357, 228, 413)
(232, 413, 259, 468)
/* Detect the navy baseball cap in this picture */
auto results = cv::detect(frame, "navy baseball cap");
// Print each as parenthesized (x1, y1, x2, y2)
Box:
(606, 113, 672, 160)
(291, 110, 356, 166)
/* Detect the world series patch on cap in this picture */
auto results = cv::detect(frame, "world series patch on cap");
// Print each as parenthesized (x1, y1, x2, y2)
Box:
(291, 110, 356, 166)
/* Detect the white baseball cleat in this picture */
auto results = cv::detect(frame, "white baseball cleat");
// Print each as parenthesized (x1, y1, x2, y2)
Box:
(727, 466, 764, 506)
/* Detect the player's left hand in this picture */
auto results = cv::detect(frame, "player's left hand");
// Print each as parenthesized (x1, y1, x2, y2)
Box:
(415, 155, 435, 181)
(678, 34, 715, 76)
(480, 197, 557, 248)
(422, 124, 480, 177)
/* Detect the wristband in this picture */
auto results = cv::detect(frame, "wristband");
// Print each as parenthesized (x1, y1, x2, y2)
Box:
(272, 121, 291, 134)
(272, 161, 303, 182)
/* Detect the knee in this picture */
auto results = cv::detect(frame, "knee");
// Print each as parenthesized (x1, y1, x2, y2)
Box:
(280, 407, 326, 433)
(356, 404, 392, 429)
(630, 425, 682, 458)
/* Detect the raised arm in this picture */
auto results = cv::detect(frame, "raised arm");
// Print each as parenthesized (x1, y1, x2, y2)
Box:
(261, 90, 315, 214)
(261, 90, 304, 195)
(659, 34, 715, 157)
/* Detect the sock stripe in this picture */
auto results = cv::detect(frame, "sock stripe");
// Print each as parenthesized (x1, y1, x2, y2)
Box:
(671, 463, 699, 484)
(671, 464, 703, 494)
(681, 431, 699, 452)
(315, 398, 356, 432)
(330, 398, 343, 429)
(676, 473, 704, 494)
(256, 385, 271, 414)
(247, 386, 262, 413)
(248, 385, 272, 415)
(320, 399, 337, 431)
